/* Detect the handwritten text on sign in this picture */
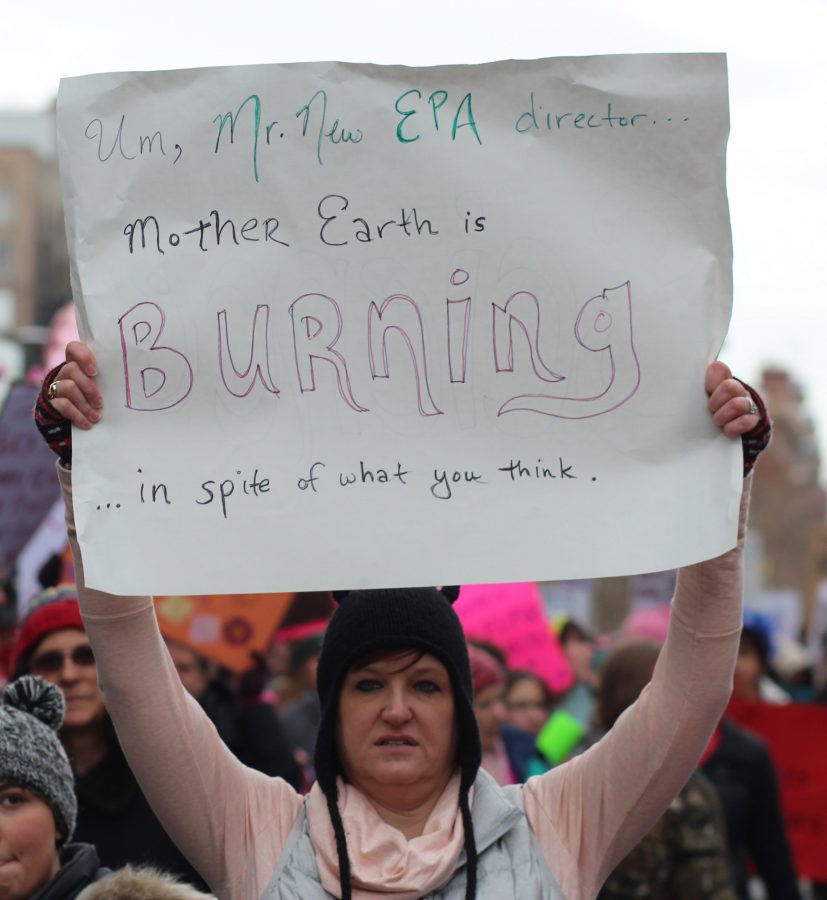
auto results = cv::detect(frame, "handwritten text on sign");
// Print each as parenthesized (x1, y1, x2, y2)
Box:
(57, 54, 739, 595)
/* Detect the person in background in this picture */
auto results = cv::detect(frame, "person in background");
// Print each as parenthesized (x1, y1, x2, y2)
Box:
(701, 717, 802, 900)
(0, 674, 110, 899)
(504, 670, 555, 737)
(772, 636, 814, 701)
(557, 618, 599, 730)
(559, 619, 599, 690)
(732, 613, 791, 704)
(264, 636, 291, 703)
(468, 644, 546, 784)
(281, 634, 323, 788)
(11, 586, 207, 889)
(280, 635, 323, 709)
(279, 634, 324, 779)
(1, 674, 217, 900)
(165, 639, 302, 788)
(596, 640, 737, 899)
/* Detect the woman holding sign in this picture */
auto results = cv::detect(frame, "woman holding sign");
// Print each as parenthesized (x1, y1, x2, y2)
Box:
(37, 342, 769, 900)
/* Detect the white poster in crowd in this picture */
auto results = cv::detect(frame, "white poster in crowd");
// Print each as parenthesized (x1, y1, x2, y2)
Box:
(748, 589, 803, 647)
(15, 498, 68, 615)
(57, 54, 740, 595)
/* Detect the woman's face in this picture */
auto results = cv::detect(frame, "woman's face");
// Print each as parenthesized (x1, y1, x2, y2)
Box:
(563, 635, 598, 687)
(337, 651, 457, 798)
(506, 677, 550, 736)
(0, 784, 60, 900)
(474, 683, 507, 752)
(29, 629, 105, 729)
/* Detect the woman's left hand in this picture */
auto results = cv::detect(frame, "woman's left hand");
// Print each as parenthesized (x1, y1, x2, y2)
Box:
(706, 361, 761, 438)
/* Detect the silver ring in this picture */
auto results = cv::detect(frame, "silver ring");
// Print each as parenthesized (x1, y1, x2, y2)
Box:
(47, 380, 60, 402)
(746, 396, 758, 416)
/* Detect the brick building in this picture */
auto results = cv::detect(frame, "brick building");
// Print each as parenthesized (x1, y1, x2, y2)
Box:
(750, 368, 827, 627)
(0, 107, 70, 372)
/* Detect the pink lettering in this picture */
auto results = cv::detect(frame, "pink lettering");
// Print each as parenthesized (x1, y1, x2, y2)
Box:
(118, 302, 193, 411)
(492, 291, 564, 382)
(368, 294, 442, 417)
(289, 293, 367, 413)
(217, 304, 280, 399)
(498, 282, 640, 418)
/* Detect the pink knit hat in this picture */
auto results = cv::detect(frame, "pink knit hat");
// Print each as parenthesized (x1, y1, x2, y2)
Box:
(468, 644, 506, 696)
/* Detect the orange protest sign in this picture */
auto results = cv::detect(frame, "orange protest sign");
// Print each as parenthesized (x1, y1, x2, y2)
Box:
(154, 592, 294, 673)
(727, 700, 827, 881)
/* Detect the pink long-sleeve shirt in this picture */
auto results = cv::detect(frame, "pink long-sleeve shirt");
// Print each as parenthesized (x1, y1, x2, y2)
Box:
(61, 467, 748, 900)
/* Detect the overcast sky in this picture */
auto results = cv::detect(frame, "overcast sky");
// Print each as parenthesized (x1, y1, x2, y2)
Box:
(4, 0, 826, 464)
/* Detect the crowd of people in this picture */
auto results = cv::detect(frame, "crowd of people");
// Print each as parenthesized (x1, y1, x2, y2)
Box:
(0, 344, 824, 899)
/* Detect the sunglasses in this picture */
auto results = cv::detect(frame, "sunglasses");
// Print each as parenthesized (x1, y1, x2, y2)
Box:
(30, 645, 95, 675)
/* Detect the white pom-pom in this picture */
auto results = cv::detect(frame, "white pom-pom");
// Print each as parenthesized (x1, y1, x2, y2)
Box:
(2, 675, 65, 731)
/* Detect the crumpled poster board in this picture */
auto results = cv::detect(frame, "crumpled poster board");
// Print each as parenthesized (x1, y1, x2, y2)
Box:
(57, 53, 740, 595)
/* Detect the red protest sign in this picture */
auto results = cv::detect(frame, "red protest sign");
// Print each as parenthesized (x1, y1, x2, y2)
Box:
(727, 700, 827, 881)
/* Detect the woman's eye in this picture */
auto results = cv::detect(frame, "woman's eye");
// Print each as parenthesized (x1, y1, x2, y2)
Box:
(415, 681, 439, 694)
(0, 791, 26, 807)
(354, 679, 382, 692)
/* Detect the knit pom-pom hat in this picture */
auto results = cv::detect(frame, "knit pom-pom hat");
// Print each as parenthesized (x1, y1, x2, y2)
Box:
(314, 586, 481, 900)
(12, 584, 84, 677)
(0, 675, 77, 844)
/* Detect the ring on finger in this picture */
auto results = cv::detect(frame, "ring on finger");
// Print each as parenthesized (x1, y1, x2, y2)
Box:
(746, 395, 758, 416)
(47, 380, 60, 402)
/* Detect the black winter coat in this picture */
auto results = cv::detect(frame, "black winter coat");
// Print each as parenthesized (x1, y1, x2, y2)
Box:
(29, 843, 109, 900)
(702, 718, 801, 900)
(199, 679, 302, 788)
(72, 725, 207, 891)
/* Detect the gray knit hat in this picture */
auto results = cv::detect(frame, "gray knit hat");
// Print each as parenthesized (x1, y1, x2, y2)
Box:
(0, 675, 77, 844)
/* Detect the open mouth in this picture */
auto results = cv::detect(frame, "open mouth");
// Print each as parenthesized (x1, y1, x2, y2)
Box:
(376, 737, 417, 747)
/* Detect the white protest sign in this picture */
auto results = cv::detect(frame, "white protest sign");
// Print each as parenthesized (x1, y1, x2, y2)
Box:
(57, 54, 741, 595)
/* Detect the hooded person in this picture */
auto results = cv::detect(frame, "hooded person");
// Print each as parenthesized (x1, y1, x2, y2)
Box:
(310, 586, 484, 898)
(35, 343, 770, 899)
(0, 675, 110, 899)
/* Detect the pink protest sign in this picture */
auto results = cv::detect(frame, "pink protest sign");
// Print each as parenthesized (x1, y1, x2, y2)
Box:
(456, 582, 573, 693)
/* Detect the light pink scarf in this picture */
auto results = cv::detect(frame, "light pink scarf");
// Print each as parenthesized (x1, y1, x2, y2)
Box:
(307, 773, 472, 899)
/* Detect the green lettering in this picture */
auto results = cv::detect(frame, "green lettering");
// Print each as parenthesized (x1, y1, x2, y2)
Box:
(395, 89, 422, 143)
(213, 94, 261, 183)
(451, 93, 482, 145)
(429, 90, 448, 130)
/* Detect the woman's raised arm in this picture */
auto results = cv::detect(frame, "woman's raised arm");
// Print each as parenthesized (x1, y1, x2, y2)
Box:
(38, 345, 303, 898)
(520, 362, 769, 900)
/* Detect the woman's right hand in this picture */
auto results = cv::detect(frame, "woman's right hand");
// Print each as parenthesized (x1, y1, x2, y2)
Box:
(46, 341, 103, 430)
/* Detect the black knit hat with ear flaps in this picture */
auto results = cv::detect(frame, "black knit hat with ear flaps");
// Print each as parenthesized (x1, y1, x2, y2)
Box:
(314, 586, 481, 900)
